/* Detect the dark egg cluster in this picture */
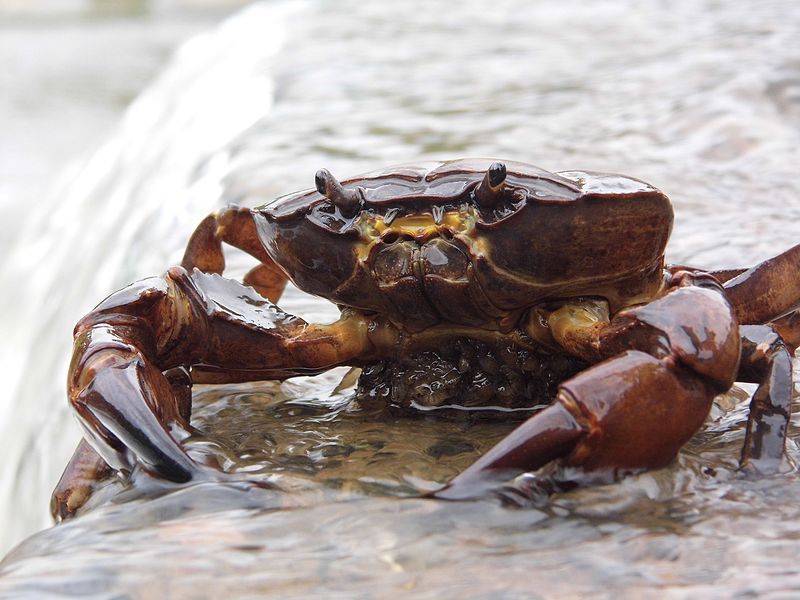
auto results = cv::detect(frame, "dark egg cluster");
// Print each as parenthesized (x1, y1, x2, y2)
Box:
(354, 337, 587, 410)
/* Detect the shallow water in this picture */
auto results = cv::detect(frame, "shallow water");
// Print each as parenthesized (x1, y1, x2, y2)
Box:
(1, 0, 800, 596)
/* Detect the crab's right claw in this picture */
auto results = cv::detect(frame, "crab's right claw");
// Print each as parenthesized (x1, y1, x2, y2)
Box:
(434, 349, 722, 500)
(435, 282, 741, 500)
(431, 401, 583, 500)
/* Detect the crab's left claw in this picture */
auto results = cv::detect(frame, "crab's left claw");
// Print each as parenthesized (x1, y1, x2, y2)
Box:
(435, 277, 748, 500)
(52, 206, 382, 519)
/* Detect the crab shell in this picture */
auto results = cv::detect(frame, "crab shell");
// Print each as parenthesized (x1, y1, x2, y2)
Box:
(253, 159, 672, 332)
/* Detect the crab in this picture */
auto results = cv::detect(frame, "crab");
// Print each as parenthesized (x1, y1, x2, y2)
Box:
(52, 159, 800, 518)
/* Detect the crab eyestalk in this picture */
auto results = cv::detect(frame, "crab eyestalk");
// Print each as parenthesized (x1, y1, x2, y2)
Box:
(315, 168, 363, 218)
(473, 162, 507, 208)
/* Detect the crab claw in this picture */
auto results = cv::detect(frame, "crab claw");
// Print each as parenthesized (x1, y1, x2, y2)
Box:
(434, 283, 741, 501)
(434, 350, 723, 500)
(473, 161, 507, 208)
(314, 168, 363, 218)
(433, 401, 584, 500)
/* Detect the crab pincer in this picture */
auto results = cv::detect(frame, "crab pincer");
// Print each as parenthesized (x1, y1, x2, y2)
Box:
(435, 274, 742, 499)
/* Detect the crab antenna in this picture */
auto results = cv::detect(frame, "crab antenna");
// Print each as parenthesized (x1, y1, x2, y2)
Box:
(314, 169, 362, 218)
(473, 162, 507, 208)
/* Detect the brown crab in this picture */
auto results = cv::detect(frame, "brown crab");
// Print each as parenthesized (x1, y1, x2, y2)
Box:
(52, 159, 800, 518)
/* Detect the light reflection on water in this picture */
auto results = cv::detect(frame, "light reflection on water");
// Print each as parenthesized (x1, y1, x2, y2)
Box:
(1, 0, 800, 596)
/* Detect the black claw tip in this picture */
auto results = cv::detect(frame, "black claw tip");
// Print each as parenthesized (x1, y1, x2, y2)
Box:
(488, 162, 507, 188)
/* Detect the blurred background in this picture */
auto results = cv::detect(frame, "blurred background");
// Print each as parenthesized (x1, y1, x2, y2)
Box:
(0, 0, 252, 551)
(0, 0, 253, 256)
(1, 0, 799, 596)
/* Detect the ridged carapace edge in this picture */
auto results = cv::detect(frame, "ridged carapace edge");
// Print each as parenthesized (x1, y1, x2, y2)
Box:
(258, 159, 583, 222)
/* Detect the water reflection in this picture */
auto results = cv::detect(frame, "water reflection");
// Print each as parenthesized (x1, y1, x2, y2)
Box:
(2, 377, 799, 596)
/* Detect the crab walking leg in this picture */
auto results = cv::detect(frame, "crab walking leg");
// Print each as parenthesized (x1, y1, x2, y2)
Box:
(62, 266, 378, 487)
(678, 244, 800, 349)
(181, 205, 288, 303)
(51, 439, 112, 521)
(437, 281, 741, 498)
(737, 325, 793, 470)
(711, 244, 800, 326)
(714, 261, 800, 350)
(769, 312, 800, 351)
(709, 267, 800, 348)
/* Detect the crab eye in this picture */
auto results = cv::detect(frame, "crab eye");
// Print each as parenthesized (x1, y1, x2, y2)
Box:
(313, 168, 363, 219)
(314, 170, 328, 195)
(473, 162, 507, 208)
(487, 162, 507, 187)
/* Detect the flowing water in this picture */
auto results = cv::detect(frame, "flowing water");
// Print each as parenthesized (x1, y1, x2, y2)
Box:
(1, 0, 800, 596)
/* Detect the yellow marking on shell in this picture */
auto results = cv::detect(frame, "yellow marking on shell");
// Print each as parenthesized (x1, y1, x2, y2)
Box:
(472, 237, 490, 259)
(547, 300, 611, 342)
(354, 209, 479, 261)
(392, 214, 437, 229)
